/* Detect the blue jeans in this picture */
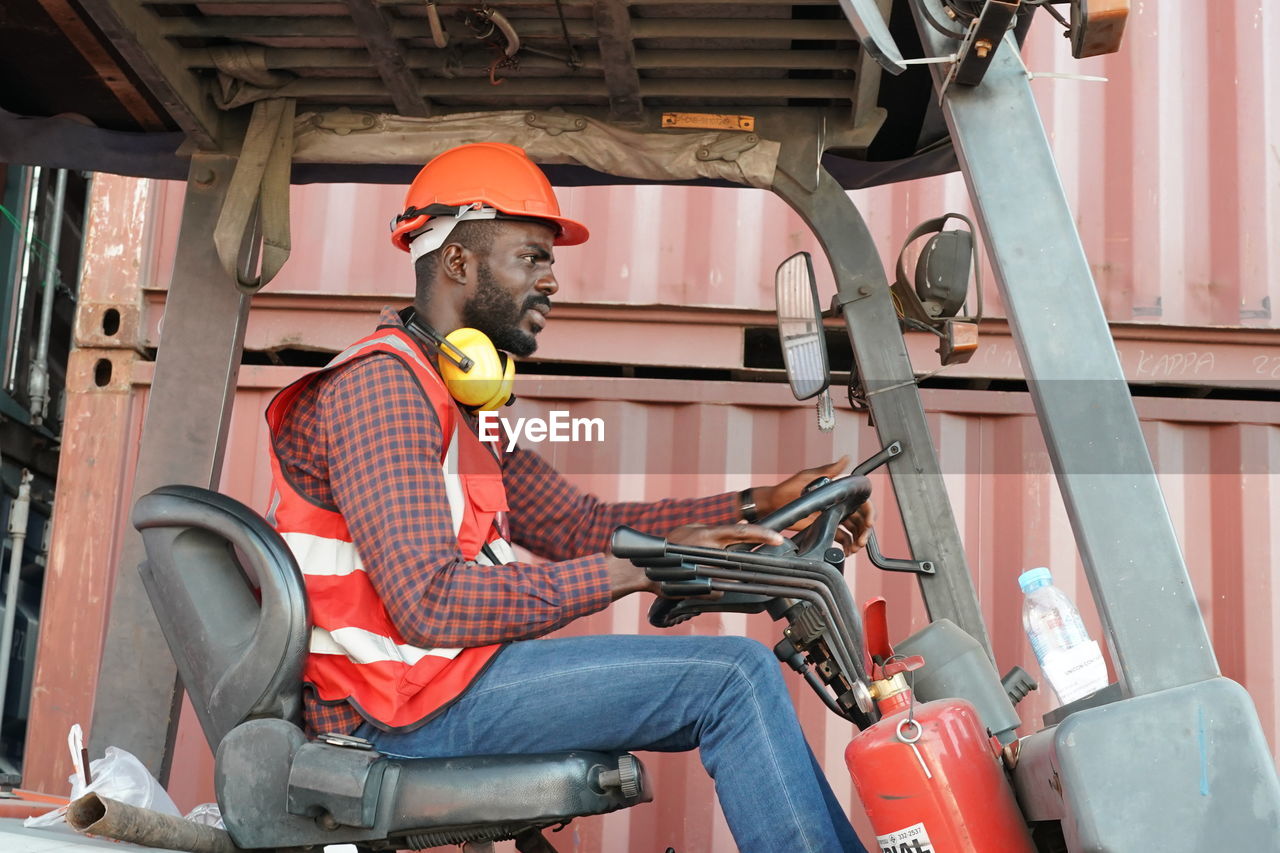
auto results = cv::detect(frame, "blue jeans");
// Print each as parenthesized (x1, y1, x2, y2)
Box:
(357, 634, 865, 853)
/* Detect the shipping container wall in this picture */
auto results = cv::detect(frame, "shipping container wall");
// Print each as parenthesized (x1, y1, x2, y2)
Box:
(63, 365, 1280, 852)
(138, 0, 1280, 327)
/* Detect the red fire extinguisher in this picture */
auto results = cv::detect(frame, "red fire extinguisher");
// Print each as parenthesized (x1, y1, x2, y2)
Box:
(846, 598, 1035, 853)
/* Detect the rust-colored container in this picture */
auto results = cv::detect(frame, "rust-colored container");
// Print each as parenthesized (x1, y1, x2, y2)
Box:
(0, 789, 70, 821)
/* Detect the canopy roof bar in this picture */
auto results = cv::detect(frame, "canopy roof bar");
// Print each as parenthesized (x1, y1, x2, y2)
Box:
(73, 0, 224, 146)
(593, 0, 643, 119)
(153, 16, 854, 41)
(342, 0, 431, 117)
(141, 0, 844, 5)
(232, 77, 861, 101)
(179, 47, 862, 72)
(33, 0, 171, 130)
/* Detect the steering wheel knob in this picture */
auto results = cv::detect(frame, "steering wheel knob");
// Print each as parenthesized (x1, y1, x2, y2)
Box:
(802, 476, 832, 494)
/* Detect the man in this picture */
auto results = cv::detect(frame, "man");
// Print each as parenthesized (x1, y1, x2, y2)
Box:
(266, 142, 872, 852)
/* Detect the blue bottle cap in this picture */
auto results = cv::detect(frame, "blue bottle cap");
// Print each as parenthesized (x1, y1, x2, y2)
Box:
(1019, 567, 1052, 593)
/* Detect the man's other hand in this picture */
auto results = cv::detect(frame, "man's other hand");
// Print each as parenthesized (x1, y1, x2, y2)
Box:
(753, 455, 875, 555)
(667, 523, 785, 550)
(606, 524, 784, 600)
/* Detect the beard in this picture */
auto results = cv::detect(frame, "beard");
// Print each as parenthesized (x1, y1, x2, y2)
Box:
(460, 261, 549, 358)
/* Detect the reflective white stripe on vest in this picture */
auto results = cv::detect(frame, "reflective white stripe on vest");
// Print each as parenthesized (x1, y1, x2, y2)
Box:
(284, 531, 364, 577)
(310, 626, 463, 665)
(441, 424, 467, 536)
(331, 332, 433, 374)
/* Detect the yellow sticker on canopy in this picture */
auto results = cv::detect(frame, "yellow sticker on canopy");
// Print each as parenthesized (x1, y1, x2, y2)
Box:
(661, 112, 755, 132)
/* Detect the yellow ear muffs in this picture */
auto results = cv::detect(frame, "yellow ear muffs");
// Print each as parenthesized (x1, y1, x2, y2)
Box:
(436, 327, 515, 411)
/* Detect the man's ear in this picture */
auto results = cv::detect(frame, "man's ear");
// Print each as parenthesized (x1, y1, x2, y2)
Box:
(439, 243, 470, 285)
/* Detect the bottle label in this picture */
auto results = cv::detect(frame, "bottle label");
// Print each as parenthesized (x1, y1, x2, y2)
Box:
(876, 821, 935, 853)
(1042, 640, 1108, 704)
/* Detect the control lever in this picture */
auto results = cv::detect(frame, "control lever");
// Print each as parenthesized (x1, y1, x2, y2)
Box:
(1001, 666, 1038, 706)
(644, 565, 697, 582)
(665, 562, 866, 686)
(850, 442, 934, 575)
(688, 576, 875, 726)
(659, 579, 714, 597)
(865, 532, 935, 575)
(611, 526, 668, 560)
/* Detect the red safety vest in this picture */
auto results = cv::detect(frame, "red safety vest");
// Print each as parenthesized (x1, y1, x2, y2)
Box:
(265, 325, 511, 730)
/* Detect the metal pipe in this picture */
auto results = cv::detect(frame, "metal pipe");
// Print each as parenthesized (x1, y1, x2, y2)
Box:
(0, 469, 32, 720)
(258, 76, 856, 100)
(151, 0, 839, 5)
(6, 167, 40, 394)
(181, 46, 859, 71)
(28, 168, 68, 426)
(67, 793, 245, 853)
(483, 8, 521, 57)
(424, 1, 448, 47)
(157, 15, 595, 40)
(158, 15, 850, 41)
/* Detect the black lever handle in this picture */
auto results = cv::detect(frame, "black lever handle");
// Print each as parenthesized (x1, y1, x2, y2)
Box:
(864, 530, 934, 575)
(611, 525, 669, 560)
(645, 565, 697, 582)
(659, 579, 714, 597)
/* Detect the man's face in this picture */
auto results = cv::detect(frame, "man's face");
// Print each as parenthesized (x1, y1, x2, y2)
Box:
(461, 221, 559, 358)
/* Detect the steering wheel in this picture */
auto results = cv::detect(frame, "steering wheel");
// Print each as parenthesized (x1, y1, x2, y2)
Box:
(632, 474, 872, 628)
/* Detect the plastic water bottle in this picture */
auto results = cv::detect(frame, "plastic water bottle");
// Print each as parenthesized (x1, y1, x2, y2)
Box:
(1019, 567, 1108, 705)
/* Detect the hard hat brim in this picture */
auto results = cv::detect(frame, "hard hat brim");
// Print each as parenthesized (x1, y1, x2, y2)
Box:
(545, 214, 589, 247)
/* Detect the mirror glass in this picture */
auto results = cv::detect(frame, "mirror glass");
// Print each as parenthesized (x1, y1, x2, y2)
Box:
(774, 251, 830, 400)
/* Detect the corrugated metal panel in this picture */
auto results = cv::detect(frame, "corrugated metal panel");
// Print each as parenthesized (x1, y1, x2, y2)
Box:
(141, 0, 1279, 326)
(65, 365, 1276, 848)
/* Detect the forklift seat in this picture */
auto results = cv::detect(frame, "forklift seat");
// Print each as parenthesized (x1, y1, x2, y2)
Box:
(132, 484, 650, 851)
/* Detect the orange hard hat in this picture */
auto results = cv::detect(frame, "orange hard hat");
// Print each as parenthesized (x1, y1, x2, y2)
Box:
(390, 143, 589, 253)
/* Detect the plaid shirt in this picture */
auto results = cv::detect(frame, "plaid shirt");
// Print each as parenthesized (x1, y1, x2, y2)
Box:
(272, 308, 742, 735)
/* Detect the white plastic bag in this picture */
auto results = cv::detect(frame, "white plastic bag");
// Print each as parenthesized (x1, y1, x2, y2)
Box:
(184, 802, 224, 828)
(25, 724, 180, 831)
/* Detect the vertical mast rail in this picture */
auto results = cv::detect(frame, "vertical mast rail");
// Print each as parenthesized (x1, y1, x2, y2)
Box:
(89, 155, 251, 779)
(772, 148, 994, 658)
(909, 12, 1217, 695)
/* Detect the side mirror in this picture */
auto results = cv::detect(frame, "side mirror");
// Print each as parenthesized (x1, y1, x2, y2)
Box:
(774, 252, 829, 401)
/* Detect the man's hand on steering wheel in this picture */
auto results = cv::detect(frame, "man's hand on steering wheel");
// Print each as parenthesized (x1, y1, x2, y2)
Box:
(750, 456, 875, 555)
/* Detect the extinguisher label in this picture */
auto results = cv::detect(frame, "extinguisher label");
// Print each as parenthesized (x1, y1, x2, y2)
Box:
(876, 821, 935, 853)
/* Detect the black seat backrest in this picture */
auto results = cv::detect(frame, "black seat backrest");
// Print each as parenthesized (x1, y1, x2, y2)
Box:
(132, 485, 310, 749)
